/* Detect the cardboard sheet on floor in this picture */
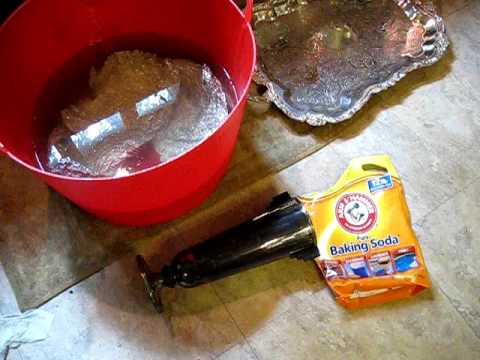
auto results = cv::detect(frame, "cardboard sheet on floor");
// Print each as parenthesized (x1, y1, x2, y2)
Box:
(0, 105, 343, 310)
(0, 0, 454, 311)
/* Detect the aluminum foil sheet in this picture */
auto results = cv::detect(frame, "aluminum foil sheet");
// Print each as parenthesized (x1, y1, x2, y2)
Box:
(43, 52, 231, 178)
(253, 0, 449, 126)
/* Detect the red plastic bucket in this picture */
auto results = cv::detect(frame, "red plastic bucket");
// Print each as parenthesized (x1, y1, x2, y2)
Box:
(0, 0, 255, 226)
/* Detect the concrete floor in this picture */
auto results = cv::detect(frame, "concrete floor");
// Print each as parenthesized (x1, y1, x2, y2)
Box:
(1, 0, 480, 359)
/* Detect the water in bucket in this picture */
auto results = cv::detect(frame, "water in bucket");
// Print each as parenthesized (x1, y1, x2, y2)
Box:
(34, 35, 238, 178)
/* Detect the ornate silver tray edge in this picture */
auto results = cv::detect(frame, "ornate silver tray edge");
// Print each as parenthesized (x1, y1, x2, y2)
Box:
(253, 2, 450, 126)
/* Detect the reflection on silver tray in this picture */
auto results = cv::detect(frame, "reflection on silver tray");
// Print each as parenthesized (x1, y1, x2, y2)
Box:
(253, 0, 449, 126)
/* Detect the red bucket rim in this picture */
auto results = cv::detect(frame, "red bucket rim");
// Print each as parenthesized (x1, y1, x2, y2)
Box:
(0, 0, 256, 182)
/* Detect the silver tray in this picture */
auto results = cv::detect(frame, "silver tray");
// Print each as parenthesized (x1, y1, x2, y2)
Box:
(252, 0, 449, 126)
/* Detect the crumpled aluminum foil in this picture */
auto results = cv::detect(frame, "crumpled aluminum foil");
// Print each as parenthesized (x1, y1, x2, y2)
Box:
(253, 0, 449, 126)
